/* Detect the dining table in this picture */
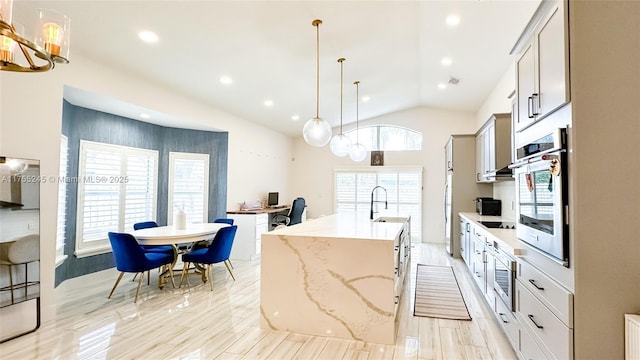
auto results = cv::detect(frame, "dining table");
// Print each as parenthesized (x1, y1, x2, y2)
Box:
(129, 223, 230, 288)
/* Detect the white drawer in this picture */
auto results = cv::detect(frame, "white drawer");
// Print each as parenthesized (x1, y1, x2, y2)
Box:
(255, 213, 268, 226)
(518, 259, 573, 327)
(517, 283, 573, 360)
(494, 293, 519, 349)
(519, 322, 549, 360)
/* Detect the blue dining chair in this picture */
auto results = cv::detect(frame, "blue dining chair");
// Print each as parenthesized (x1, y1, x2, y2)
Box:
(133, 221, 175, 255)
(179, 225, 237, 291)
(213, 218, 235, 268)
(108, 232, 176, 303)
(213, 218, 234, 225)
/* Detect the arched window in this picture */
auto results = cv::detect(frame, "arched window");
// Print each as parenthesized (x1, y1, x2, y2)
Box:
(344, 125, 422, 151)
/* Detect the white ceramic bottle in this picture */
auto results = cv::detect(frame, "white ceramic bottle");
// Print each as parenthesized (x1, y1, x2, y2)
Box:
(175, 209, 186, 230)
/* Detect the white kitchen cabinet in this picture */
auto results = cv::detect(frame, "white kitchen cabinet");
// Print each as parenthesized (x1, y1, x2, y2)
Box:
(475, 113, 511, 183)
(227, 213, 268, 260)
(515, 0, 569, 132)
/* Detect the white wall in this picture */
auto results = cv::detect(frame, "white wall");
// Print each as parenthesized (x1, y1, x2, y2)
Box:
(290, 106, 477, 243)
(0, 53, 293, 325)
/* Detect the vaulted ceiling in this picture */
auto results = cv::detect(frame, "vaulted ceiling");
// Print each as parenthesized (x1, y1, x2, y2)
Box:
(15, 1, 541, 136)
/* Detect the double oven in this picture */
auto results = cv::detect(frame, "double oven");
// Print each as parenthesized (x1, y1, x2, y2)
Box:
(510, 128, 570, 267)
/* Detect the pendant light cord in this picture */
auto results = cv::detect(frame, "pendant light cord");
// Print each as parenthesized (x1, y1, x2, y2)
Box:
(338, 58, 345, 134)
(313, 20, 322, 120)
(354, 81, 360, 143)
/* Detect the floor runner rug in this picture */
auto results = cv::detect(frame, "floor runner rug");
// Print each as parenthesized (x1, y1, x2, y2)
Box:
(413, 264, 471, 320)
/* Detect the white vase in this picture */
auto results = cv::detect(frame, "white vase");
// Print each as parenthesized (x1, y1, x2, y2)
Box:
(175, 210, 186, 230)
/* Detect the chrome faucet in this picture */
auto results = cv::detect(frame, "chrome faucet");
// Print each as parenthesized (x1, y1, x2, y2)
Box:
(370, 186, 388, 220)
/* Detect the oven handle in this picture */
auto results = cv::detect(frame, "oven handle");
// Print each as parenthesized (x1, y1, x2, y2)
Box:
(509, 148, 566, 169)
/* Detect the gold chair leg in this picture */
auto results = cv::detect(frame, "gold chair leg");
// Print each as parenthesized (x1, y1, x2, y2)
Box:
(167, 265, 176, 289)
(209, 265, 214, 291)
(179, 262, 190, 288)
(108, 272, 125, 299)
(134, 271, 144, 303)
(224, 261, 236, 281)
(227, 259, 234, 269)
(147, 270, 151, 286)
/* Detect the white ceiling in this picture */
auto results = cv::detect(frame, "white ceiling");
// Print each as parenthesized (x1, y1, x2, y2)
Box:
(14, 0, 541, 137)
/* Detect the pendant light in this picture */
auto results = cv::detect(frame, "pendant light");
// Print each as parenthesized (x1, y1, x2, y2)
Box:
(302, 19, 332, 147)
(330, 58, 352, 156)
(349, 81, 367, 162)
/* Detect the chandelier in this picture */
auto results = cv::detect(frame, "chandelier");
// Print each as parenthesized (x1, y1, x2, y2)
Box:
(329, 57, 352, 157)
(349, 81, 367, 162)
(0, 0, 70, 72)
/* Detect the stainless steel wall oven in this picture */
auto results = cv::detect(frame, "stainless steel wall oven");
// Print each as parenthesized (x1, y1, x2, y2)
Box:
(510, 128, 569, 267)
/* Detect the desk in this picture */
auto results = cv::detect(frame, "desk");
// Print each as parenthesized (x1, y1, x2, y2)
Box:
(129, 223, 230, 287)
(227, 207, 292, 260)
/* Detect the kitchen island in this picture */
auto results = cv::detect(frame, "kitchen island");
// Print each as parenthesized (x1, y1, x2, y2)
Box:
(260, 212, 410, 344)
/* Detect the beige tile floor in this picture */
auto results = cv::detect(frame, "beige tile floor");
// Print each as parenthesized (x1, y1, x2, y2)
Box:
(0, 243, 517, 359)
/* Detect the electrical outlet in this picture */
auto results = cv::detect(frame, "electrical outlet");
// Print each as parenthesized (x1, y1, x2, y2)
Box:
(28, 223, 36, 230)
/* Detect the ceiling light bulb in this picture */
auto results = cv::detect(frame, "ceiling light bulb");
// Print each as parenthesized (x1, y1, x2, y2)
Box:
(264, 100, 274, 107)
(42, 22, 63, 55)
(362, 96, 370, 102)
(446, 15, 460, 26)
(330, 134, 352, 157)
(438, 83, 447, 89)
(349, 143, 367, 162)
(219, 76, 232, 85)
(441, 57, 452, 66)
(138, 30, 159, 43)
(303, 117, 332, 147)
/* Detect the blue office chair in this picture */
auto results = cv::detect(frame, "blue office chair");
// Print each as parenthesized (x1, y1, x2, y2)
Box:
(272, 197, 305, 227)
(179, 225, 237, 291)
(133, 221, 175, 255)
(213, 218, 234, 225)
(107, 232, 176, 303)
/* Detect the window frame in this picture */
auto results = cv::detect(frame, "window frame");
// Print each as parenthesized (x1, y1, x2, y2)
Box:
(334, 166, 422, 241)
(75, 140, 158, 258)
(56, 135, 69, 266)
(344, 125, 422, 151)
(167, 151, 210, 226)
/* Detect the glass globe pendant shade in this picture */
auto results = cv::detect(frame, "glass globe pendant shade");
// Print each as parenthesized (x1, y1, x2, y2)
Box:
(330, 134, 352, 157)
(303, 117, 332, 147)
(349, 143, 367, 162)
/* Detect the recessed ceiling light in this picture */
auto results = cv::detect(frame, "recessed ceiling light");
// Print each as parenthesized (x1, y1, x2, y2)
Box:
(441, 57, 452, 66)
(219, 76, 233, 85)
(291, 115, 300, 121)
(362, 96, 370, 102)
(138, 30, 159, 43)
(446, 15, 460, 26)
(264, 100, 274, 107)
(140, 113, 150, 119)
(437, 83, 447, 89)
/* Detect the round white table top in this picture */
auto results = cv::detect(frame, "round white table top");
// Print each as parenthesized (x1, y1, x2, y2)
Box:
(130, 223, 230, 245)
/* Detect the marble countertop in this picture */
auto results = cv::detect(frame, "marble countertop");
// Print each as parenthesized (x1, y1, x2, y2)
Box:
(268, 212, 408, 241)
(459, 212, 522, 256)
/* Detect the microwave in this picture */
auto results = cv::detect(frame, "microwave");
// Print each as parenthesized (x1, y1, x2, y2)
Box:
(475, 197, 501, 216)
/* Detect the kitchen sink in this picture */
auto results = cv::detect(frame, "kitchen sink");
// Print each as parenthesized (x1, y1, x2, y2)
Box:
(372, 216, 407, 223)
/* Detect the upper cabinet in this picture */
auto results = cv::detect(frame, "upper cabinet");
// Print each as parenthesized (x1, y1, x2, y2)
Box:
(515, 0, 569, 132)
(476, 113, 512, 183)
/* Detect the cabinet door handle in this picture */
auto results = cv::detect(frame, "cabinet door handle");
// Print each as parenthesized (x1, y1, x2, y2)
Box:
(528, 279, 545, 290)
(532, 93, 540, 115)
(528, 314, 544, 329)
(394, 296, 399, 304)
(498, 313, 509, 324)
(476, 173, 480, 182)
(527, 96, 534, 118)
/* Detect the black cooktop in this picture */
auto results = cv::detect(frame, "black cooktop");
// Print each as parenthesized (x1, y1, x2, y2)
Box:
(480, 221, 516, 230)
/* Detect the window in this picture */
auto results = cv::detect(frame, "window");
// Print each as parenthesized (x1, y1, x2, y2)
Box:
(168, 152, 209, 225)
(344, 125, 422, 151)
(75, 141, 158, 257)
(334, 167, 422, 240)
(56, 135, 68, 266)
